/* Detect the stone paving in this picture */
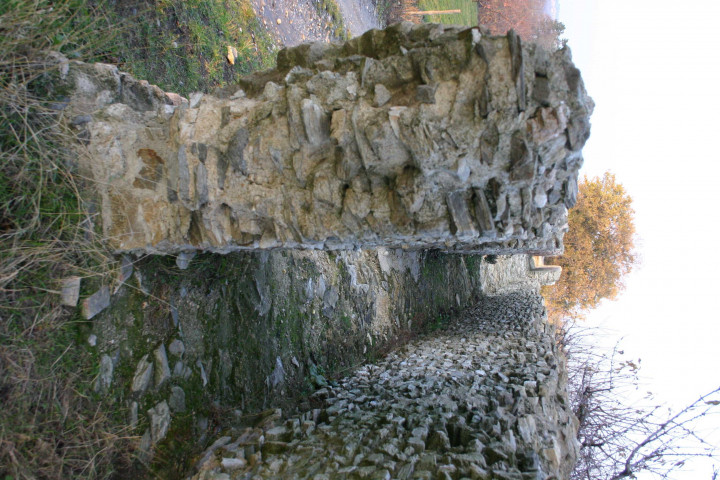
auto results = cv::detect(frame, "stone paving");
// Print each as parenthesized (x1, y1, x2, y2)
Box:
(191, 291, 578, 480)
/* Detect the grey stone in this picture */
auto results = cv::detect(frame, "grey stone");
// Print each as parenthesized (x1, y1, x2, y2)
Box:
(169, 386, 186, 412)
(119, 255, 133, 284)
(374, 84, 392, 107)
(302, 99, 329, 145)
(221, 457, 247, 469)
(148, 400, 171, 444)
(446, 191, 478, 239)
(176, 251, 196, 270)
(268, 356, 285, 388)
(195, 163, 209, 207)
(472, 188, 495, 234)
(168, 339, 185, 357)
(94, 354, 114, 393)
(60, 276, 81, 307)
(196, 359, 209, 386)
(82, 286, 110, 319)
(130, 401, 138, 429)
(564, 176, 578, 208)
(153, 344, 171, 388)
(131, 354, 153, 394)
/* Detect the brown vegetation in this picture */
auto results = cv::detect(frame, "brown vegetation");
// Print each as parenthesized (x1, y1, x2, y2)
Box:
(543, 173, 638, 323)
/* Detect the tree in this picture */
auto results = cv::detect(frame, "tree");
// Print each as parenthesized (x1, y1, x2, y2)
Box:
(559, 321, 720, 479)
(477, 0, 564, 49)
(543, 172, 638, 322)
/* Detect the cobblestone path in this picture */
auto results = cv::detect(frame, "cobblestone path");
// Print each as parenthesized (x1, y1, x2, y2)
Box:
(191, 292, 578, 480)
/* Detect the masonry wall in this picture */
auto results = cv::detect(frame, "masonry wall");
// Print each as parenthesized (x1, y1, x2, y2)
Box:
(59, 22, 592, 256)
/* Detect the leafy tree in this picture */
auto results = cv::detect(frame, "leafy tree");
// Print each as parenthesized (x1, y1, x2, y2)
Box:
(543, 172, 638, 322)
(477, 0, 564, 49)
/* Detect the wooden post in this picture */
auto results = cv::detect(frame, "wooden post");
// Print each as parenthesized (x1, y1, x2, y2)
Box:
(406, 9, 462, 15)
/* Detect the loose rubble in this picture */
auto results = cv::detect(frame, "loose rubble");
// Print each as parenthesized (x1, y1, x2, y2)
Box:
(191, 292, 578, 480)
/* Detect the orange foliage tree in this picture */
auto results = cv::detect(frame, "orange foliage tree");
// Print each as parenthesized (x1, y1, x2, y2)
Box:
(478, 0, 565, 48)
(543, 173, 638, 322)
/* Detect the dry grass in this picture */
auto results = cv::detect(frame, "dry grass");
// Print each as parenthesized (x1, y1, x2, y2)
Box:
(0, 1, 138, 478)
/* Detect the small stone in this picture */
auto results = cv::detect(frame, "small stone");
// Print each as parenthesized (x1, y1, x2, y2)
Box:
(262, 441, 289, 454)
(169, 386, 186, 412)
(265, 426, 291, 442)
(131, 354, 153, 394)
(119, 255, 133, 284)
(154, 344, 171, 388)
(87, 334, 97, 347)
(268, 356, 285, 388)
(277, 18, 282, 24)
(221, 457, 247, 469)
(374, 84, 392, 107)
(564, 175, 578, 208)
(148, 400, 171, 444)
(176, 251, 196, 270)
(426, 429, 450, 452)
(130, 401, 138, 429)
(168, 338, 185, 357)
(82, 286, 110, 319)
(60, 276, 81, 307)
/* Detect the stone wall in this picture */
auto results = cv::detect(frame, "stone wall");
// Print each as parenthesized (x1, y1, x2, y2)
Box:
(87, 250, 566, 476)
(59, 22, 592, 256)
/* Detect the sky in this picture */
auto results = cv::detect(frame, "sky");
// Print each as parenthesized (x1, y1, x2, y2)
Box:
(559, 0, 720, 477)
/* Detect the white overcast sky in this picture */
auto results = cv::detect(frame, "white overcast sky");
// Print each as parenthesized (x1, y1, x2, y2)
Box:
(560, 0, 720, 477)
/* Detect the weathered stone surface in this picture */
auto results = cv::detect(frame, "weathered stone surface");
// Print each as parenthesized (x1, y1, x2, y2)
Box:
(131, 354, 153, 394)
(60, 276, 81, 307)
(82, 286, 110, 319)
(169, 386, 186, 413)
(94, 354, 114, 393)
(154, 343, 171, 388)
(148, 400, 171, 444)
(60, 23, 592, 256)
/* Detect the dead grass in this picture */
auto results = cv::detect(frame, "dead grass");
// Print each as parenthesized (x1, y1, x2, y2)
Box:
(0, 1, 138, 478)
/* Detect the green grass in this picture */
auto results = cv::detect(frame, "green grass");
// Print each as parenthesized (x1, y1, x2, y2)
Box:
(107, 0, 277, 97)
(417, 0, 478, 26)
(0, 0, 281, 477)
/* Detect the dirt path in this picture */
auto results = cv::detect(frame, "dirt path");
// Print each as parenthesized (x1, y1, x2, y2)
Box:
(251, 0, 380, 47)
(336, 0, 381, 37)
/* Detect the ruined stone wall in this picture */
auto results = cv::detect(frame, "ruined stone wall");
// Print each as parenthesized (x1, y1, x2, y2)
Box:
(87, 250, 576, 477)
(59, 22, 592, 256)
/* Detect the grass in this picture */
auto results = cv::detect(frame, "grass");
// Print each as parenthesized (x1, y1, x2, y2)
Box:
(0, 2, 138, 477)
(376, 0, 477, 27)
(0, 0, 281, 478)
(417, 0, 478, 26)
(107, 0, 277, 97)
